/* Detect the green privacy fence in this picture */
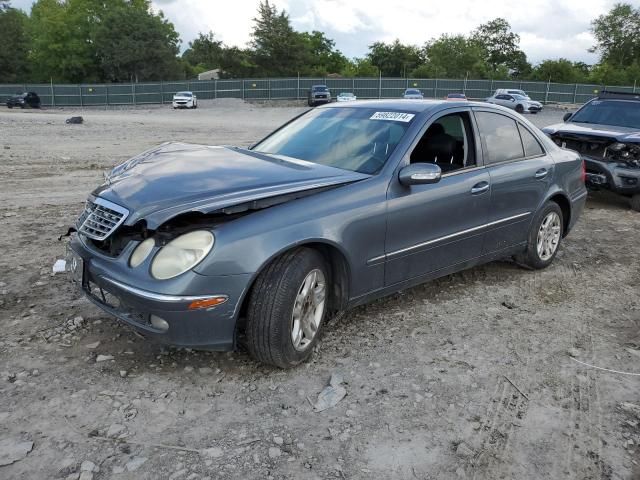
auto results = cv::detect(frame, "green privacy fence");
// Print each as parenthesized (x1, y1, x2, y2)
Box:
(0, 77, 636, 107)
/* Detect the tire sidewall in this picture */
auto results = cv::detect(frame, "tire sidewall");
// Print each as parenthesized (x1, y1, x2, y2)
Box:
(276, 250, 329, 365)
(526, 202, 563, 268)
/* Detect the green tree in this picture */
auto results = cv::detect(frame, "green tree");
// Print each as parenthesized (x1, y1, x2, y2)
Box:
(591, 3, 640, 67)
(472, 18, 529, 73)
(421, 35, 489, 78)
(299, 31, 348, 75)
(250, 0, 304, 76)
(341, 58, 379, 77)
(182, 31, 223, 71)
(366, 40, 422, 76)
(30, 0, 100, 82)
(0, 4, 31, 82)
(218, 47, 258, 78)
(531, 58, 586, 83)
(29, 0, 181, 82)
(93, 2, 180, 82)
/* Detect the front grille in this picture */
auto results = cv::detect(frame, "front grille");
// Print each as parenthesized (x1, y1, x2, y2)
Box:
(76, 197, 129, 241)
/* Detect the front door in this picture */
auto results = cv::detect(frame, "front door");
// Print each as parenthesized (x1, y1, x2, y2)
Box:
(384, 109, 491, 286)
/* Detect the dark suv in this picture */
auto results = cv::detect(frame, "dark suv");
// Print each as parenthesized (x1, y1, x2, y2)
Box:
(308, 85, 331, 106)
(6, 92, 41, 109)
(543, 91, 640, 211)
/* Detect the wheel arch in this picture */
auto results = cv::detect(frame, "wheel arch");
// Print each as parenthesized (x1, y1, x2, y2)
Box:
(545, 191, 571, 237)
(234, 240, 352, 339)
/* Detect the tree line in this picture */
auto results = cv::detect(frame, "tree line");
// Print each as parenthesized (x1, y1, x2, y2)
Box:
(1, 0, 639, 86)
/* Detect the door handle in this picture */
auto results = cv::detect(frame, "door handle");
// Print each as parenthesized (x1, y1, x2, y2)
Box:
(535, 168, 548, 179)
(471, 181, 490, 195)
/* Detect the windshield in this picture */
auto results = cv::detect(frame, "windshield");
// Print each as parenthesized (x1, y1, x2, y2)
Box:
(175, 92, 192, 97)
(252, 107, 414, 174)
(512, 94, 528, 100)
(339, 93, 353, 96)
(405, 89, 420, 95)
(571, 100, 640, 129)
(313, 86, 328, 92)
(448, 93, 465, 98)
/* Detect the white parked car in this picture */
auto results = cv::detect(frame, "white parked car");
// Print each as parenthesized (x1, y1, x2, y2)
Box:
(337, 92, 357, 102)
(402, 88, 424, 99)
(172, 91, 197, 109)
(485, 92, 542, 114)
(493, 88, 530, 99)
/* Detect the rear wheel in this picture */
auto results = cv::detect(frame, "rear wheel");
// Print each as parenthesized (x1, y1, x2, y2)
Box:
(630, 194, 640, 212)
(515, 104, 525, 114)
(516, 201, 563, 269)
(245, 248, 329, 368)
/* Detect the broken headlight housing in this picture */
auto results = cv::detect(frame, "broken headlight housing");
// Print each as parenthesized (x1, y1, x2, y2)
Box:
(150, 230, 214, 280)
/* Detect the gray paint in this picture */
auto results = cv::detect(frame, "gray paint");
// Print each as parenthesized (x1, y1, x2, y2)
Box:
(71, 99, 587, 350)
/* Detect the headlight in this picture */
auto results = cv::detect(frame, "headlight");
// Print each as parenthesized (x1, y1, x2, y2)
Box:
(151, 230, 214, 280)
(129, 237, 155, 268)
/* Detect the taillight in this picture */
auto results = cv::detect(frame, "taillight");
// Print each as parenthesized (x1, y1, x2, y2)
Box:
(580, 158, 586, 183)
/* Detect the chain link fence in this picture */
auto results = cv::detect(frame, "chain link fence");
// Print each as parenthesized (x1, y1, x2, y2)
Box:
(0, 77, 637, 107)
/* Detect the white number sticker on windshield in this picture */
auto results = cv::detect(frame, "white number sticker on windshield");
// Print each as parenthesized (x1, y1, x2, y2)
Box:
(370, 112, 415, 122)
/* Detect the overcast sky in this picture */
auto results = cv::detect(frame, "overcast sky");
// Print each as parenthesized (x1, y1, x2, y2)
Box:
(11, 0, 637, 64)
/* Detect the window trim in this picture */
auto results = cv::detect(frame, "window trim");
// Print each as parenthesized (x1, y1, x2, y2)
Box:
(516, 121, 547, 160)
(472, 108, 548, 167)
(401, 106, 483, 174)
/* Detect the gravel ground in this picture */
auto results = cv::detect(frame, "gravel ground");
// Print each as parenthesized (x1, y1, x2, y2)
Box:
(0, 100, 639, 480)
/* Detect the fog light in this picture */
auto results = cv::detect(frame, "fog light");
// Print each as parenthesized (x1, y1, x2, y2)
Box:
(150, 315, 169, 332)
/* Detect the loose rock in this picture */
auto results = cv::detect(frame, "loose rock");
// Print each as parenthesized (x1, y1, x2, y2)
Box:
(0, 439, 34, 466)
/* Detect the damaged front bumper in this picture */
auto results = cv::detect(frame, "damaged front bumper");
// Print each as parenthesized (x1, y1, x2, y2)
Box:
(67, 235, 251, 350)
(583, 156, 640, 195)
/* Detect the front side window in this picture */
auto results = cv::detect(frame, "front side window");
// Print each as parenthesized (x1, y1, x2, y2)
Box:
(410, 112, 476, 172)
(475, 112, 524, 164)
(253, 107, 414, 174)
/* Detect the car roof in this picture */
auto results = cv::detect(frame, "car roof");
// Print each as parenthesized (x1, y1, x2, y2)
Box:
(317, 99, 480, 113)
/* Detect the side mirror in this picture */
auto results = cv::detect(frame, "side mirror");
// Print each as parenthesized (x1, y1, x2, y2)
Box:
(563, 112, 573, 122)
(399, 163, 442, 186)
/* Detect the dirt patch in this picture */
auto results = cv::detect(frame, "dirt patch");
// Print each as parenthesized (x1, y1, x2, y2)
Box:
(0, 101, 639, 480)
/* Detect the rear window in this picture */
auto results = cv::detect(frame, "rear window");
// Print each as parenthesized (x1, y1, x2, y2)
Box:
(518, 124, 544, 157)
(475, 112, 524, 164)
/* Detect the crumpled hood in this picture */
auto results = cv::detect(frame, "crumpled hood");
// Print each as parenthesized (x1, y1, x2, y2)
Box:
(93, 142, 369, 229)
(543, 122, 640, 144)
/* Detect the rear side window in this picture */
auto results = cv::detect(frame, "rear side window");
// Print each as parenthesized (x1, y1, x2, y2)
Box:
(518, 124, 544, 157)
(475, 112, 524, 164)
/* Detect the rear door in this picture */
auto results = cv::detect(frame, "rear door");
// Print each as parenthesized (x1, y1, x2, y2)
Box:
(473, 109, 554, 253)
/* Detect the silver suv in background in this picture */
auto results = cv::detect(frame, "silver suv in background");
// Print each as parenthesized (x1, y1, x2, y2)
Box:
(493, 88, 530, 99)
(308, 85, 331, 106)
(485, 92, 542, 114)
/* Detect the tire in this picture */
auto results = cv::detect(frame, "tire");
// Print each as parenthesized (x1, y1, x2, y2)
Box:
(516, 201, 564, 269)
(245, 248, 329, 368)
(630, 194, 640, 212)
(7, 105, 12, 109)
(515, 104, 525, 114)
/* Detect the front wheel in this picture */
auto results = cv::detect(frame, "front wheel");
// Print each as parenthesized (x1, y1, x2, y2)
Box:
(630, 194, 640, 212)
(245, 248, 328, 368)
(516, 201, 563, 269)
